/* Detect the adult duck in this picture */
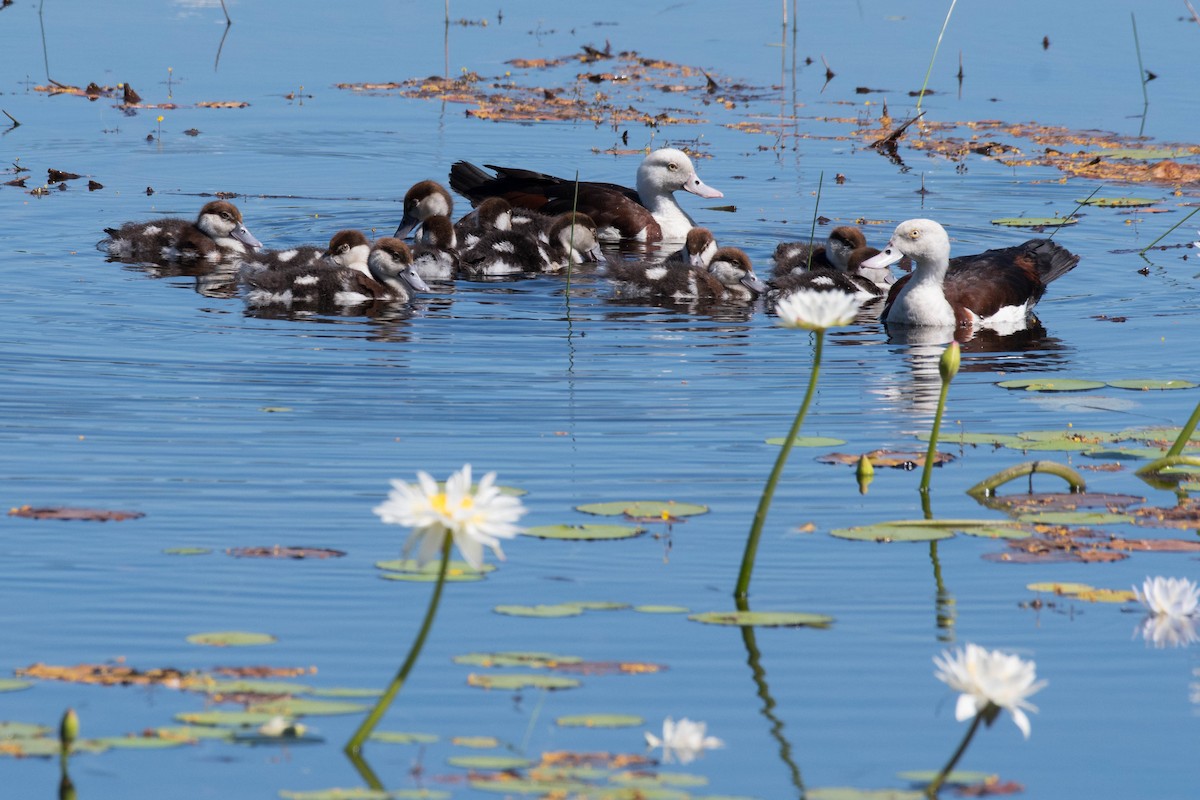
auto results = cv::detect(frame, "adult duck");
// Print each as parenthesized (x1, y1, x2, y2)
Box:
(449, 148, 722, 243)
(861, 219, 1079, 330)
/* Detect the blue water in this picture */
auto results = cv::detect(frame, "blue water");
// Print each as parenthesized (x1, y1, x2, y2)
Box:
(1, 1, 1198, 798)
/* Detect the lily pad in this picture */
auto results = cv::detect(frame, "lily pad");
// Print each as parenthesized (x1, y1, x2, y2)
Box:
(155, 725, 236, 741)
(1098, 147, 1191, 159)
(311, 687, 383, 698)
(451, 735, 501, 748)
(897, 770, 997, 786)
(555, 714, 644, 728)
(611, 770, 709, 788)
(1018, 429, 1121, 442)
(369, 731, 439, 745)
(0, 680, 32, 693)
(448, 754, 533, 770)
(575, 500, 708, 518)
(1118, 426, 1200, 443)
(765, 435, 847, 447)
(0, 722, 51, 739)
(466, 673, 581, 691)
(454, 651, 582, 668)
(90, 735, 188, 749)
(990, 217, 1078, 228)
(522, 524, 646, 541)
(281, 790, 451, 800)
(1018, 511, 1132, 525)
(186, 631, 276, 647)
(163, 547, 212, 556)
(997, 378, 1104, 392)
(1076, 197, 1158, 207)
(196, 679, 312, 696)
(469, 777, 590, 795)
(564, 601, 630, 611)
(249, 698, 367, 717)
(955, 526, 1032, 540)
(830, 525, 955, 542)
(915, 431, 1024, 447)
(175, 710, 281, 728)
(1026, 582, 1136, 603)
(688, 610, 834, 628)
(1107, 379, 1197, 391)
(377, 559, 496, 582)
(806, 788, 924, 800)
(493, 604, 584, 618)
(633, 605, 690, 614)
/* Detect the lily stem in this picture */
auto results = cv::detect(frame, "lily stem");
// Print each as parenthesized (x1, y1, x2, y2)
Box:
(345, 535, 452, 755)
(735, 330, 824, 599)
(925, 709, 984, 798)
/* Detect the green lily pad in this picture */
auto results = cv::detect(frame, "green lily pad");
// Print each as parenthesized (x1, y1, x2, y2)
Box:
(448, 754, 533, 770)
(155, 725, 236, 741)
(0, 737, 109, 758)
(0, 722, 51, 739)
(1107, 379, 1197, 391)
(1008, 439, 1102, 452)
(765, 436, 847, 447)
(997, 378, 1104, 392)
(806, 788, 924, 799)
(1083, 447, 1175, 461)
(451, 735, 500, 748)
(197, 679, 312, 696)
(379, 570, 488, 583)
(564, 601, 630, 611)
(555, 714, 644, 728)
(955, 526, 1031, 539)
(633, 605, 690, 614)
(0, 680, 32, 693)
(688, 610, 834, 628)
(990, 217, 1078, 228)
(493, 604, 584, 618)
(260, 407, 293, 413)
(522, 524, 646, 541)
(163, 547, 212, 556)
(469, 778, 590, 795)
(466, 673, 581, 691)
(1018, 429, 1120, 442)
(1018, 511, 1132, 525)
(454, 651, 582, 668)
(311, 687, 383, 698)
(897, 770, 997, 786)
(830, 525, 955, 542)
(186, 631, 276, 647)
(1118, 426, 1200, 443)
(1076, 197, 1158, 207)
(915, 431, 1024, 446)
(575, 500, 708, 518)
(612, 770, 709, 787)
(376, 559, 496, 582)
(176, 711, 281, 728)
(1098, 147, 1191, 159)
(281, 790, 451, 800)
(1028, 581, 1095, 594)
(1026, 582, 1136, 603)
(369, 731, 439, 745)
(91, 735, 189, 749)
(249, 699, 367, 717)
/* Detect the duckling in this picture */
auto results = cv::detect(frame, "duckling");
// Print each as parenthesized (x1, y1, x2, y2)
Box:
(663, 227, 718, 268)
(411, 215, 459, 281)
(605, 257, 727, 302)
(707, 247, 769, 302)
(457, 228, 549, 277)
(772, 225, 867, 278)
(240, 229, 371, 276)
(394, 180, 454, 239)
(454, 197, 513, 250)
(542, 213, 604, 271)
(101, 200, 262, 263)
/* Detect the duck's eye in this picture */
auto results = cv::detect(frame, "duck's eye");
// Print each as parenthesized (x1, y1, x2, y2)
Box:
(221, 213, 233, 221)
(907, 229, 920, 240)
(667, 162, 679, 171)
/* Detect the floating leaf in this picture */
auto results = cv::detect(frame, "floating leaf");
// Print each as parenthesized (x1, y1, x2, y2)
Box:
(611, 769, 709, 787)
(466, 673, 581, 691)
(448, 754, 533, 770)
(522, 524, 645, 541)
(91, 735, 189, 749)
(1018, 429, 1121, 443)
(492, 604, 584, 618)
(469, 777, 590, 795)
(1083, 447, 1173, 461)
(818, 450, 953, 468)
(1107, 379, 1197, 391)
(765, 436, 847, 447)
(555, 714, 644, 728)
(249, 698, 367, 717)
(897, 770, 997, 786)
(1027, 581, 1095, 595)
(981, 492, 1144, 514)
(454, 651, 582, 668)
(915, 431, 1024, 447)
(311, 687, 383, 698)
(564, 601, 630, 611)
(575, 500, 708, 518)
(377, 559, 496, 582)
(805, 787, 924, 799)
(196, 679, 312, 696)
(1076, 197, 1157, 207)
(830, 525, 955, 542)
(990, 217, 1077, 228)
(1026, 582, 1135, 603)
(1019, 511, 1132, 525)
(281, 790, 451, 800)
(0, 680, 32, 693)
(163, 547, 212, 556)
(186, 631, 276, 647)
(0, 722, 51, 739)
(1098, 147, 1190, 159)
(452, 735, 500, 748)
(955, 526, 1031, 540)
(369, 731, 439, 745)
(688, 610, 834, 628)
(996, 378, 1104, 392)
(175, 710, 281, 728)
(1118, 427, 1200, 443)
(155, 725, 235, 741)
(633, 605, 690, 614)
(227, 545, 345, 559)
(8, 505, 144, 522)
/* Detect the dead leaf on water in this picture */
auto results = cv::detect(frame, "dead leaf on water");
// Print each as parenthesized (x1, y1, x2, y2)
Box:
(8, 505, 144, 522)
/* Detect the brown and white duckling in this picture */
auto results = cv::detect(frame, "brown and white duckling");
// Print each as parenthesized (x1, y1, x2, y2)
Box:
(663, 227, 718, 268)
(240, 229, 371, 278)
(394, 180, 454, 239)
(772, 226, 867, 278)
(457, 228, 549, 277)
(450, 148, 722, 243)
(771, 244, 886, 302)
(706, 247, 769, 302)
(454, 197, 513, 250)
(605, 258, 727, 302)
(243, 238, 429, 311)
(542, 213, 604, 271)
(101, 200, 262, 263)
(411, 215, 459, 281)
(862, 219, 1080, 331)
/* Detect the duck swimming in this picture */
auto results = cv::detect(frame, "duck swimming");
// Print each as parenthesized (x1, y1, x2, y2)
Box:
(394, 180, 454, 239)
(861, 219, 1079, 331)
(102, 200, 262, 263)
(449, 148, 723, 243)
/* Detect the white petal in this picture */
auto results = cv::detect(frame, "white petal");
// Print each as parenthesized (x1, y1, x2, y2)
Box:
(1011, 708, 1031, 739)
(954, 693, 980, 722)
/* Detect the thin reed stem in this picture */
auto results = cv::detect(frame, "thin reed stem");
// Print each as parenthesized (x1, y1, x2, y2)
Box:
(916, 0, 959, 114)
(345, 536, 453, 755)
(1140, 205, 1200, 254)
(735, 331, 824, 599)
(805, 171, 824, 270)
(1048, 184, 1103, 240)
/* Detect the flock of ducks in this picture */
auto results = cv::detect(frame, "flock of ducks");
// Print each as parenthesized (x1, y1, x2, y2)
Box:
(99, 147, 1080, 334)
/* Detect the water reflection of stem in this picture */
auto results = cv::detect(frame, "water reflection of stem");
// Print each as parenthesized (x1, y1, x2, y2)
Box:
(345, 536, 453, 755)
(735, 330, 824, 600)
(929, 541, 955, 641)
(924, 710, 983, 798)
(736, 596, 805, 798)
(345, 747, 387, 792)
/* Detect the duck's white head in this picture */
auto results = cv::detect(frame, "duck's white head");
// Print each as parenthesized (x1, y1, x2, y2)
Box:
(324, 230, 372, 274)
(196, 200, 262, 251)
(636, 148, 723, 202)
(369, 237, 431, 296)
(861, 219, 950, 274)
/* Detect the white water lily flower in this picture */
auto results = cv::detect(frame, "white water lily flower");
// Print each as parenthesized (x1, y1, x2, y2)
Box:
(774, 288, 863, 331)
(1133, 576, 1200, 619)
(933, 643, 1046, 739)
(374, 465, 526, 570)
(644, 717, 724, 764)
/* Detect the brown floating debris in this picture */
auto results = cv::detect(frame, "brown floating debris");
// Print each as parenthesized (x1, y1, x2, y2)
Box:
(183, 128, 201, 136)
(122, 83, 142, 105)
(88, 180, 103, 191)
(47, 168, 82, 182)
(226, 545, 347, 559)
(9, 505, 145, 522)
(3, 177, 26, 187)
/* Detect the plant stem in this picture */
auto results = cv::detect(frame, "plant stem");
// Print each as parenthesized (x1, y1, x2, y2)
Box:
(1047, 184, 1103, 241)
(805, 172, 824, 270)
(1140, 205, 1200, 254)
(735, 330, 824, 599)
(1131, 13, 1149, 107)
(345, 535, 453, 755)
(965, 460, 1086, 497)
(919, 343, 957, 495)
(1168, 397, 1200, 457)
(925, 710, 984, 798)
(916, 0, 959, 114)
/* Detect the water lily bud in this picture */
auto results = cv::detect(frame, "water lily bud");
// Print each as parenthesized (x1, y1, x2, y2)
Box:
(856, 454, 875, 495)
(59, 708, 78, 749)
(939, 341, 961, 382)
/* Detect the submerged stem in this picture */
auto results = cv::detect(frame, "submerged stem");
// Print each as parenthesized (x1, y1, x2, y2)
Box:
(735, 330, 824, 599)
(345, 535, 453, 755)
